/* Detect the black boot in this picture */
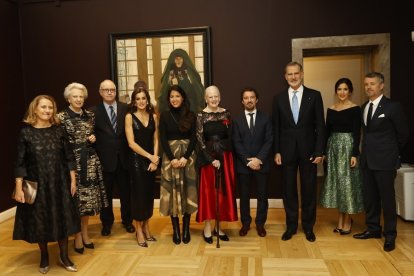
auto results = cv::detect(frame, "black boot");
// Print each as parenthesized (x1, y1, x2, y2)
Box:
(182, 213, 191, 244)
(171, 216, 181, 244)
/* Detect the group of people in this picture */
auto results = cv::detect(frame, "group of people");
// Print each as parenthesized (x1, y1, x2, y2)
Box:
(12, 61, 409, 274)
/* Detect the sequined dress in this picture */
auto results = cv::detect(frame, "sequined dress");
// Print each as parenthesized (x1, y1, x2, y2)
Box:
(129, 113, 156, 221)
(320, 107, 364, 213)
(58, 108, 108, 216)
(13, 125, 80, 243)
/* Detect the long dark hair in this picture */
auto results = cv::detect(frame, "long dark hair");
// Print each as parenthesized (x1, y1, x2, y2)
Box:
(167, 85, 195, 132)
(128, 88, 154, 115)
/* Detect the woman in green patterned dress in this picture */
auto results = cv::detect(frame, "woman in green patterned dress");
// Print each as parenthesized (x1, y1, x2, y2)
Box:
(320, 78, 364, 235)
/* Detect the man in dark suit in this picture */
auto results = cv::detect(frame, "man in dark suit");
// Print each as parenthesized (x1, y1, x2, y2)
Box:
(233, 88, 273, 237)
(353, 72, 409, 252)
(91, 79, 135, 236)
(272, 62, 325, 242)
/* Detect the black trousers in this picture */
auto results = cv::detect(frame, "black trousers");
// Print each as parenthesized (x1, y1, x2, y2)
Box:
(238, 172, 269, 227)
(281, 158, 317, 232)
(362, 169, 397, 238)
(100, 158, 132, 226)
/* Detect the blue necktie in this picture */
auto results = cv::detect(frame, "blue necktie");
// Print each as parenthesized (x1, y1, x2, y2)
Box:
(109, 106, 117, 132)
(292, 91, 299, 124)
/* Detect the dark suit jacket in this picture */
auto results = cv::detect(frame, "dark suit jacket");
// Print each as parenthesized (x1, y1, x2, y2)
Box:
(272, 86, 325, 164)
(91, 101, 130, 172)
(360, 96, 409, 170)
(232, 110, 273, 174)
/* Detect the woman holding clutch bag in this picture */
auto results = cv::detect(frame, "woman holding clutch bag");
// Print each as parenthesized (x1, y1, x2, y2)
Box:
(13, 95, 80, 273)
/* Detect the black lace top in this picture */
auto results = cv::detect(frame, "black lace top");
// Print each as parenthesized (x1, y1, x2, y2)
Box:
(196, 110, 232, 166)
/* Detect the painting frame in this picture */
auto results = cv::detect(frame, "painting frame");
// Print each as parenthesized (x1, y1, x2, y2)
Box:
(109, 26, 212, 106)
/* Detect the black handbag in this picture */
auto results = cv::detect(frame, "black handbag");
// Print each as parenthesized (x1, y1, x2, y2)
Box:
(12, 179, 38, 204)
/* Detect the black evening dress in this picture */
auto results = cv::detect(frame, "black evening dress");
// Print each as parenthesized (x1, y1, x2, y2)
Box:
(13, 125, 80, 243)
(129, 113, 156, 221)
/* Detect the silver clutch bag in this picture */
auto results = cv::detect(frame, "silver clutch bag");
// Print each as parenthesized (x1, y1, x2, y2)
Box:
(12, 179, 38, 204)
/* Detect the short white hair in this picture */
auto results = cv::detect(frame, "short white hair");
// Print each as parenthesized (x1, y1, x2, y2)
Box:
(205, 85, 220, 97)
(64, 82, 88, 100)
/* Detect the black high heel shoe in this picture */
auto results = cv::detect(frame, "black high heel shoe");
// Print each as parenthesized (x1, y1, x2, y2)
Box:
(203, 232, 213, 244)
(340, 219, 353, 235)
(83, 241, 95, 249)
(74, 240, 84, 254)
(136, 233, 148, 248)
(144, 233, 157, 242)
(213, 229, 230, 241)
(333, 227, 342, 233)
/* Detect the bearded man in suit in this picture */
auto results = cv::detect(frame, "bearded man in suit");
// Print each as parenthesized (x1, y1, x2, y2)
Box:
(232, 87, 273, 237)
(272, 62, 325, 242)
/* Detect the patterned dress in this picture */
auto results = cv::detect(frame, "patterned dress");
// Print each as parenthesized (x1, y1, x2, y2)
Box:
(58, 108, 108, 216)
(13, 125, 80, 243)
(320, 106, 364, 214)
(196, 110, 238, 222)
(159, 108, 198, 216)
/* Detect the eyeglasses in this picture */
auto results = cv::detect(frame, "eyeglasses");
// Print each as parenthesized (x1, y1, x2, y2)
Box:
(101, 88, 116, 94)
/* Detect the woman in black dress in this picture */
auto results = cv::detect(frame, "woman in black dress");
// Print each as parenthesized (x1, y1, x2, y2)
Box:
(125, 88, 159, 247)
(159, 85, 198, 244)
(58, 82, 108, 253)
(13, 95, 80, 273)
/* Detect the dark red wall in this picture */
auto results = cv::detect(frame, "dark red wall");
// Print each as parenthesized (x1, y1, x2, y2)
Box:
(1, 0, 413, 212)
(1, 0, 24, 212)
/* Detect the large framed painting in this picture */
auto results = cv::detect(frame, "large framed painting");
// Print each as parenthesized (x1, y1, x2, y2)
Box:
(109, 26, 211, 112)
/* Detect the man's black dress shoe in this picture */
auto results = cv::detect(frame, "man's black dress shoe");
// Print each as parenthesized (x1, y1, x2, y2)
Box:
(203, 232, 213, 244)
(384, 238, 396, 252)
(124, 224, 136, 233)
(256, 226, 267, 237)
(213, 229, 230, 241)
(101, 225, 111, 236)
(353, 231, 381, 239)
(239, 225, 250, 236)
(305, 231, 316, 242)
(281, 230, 296, 241)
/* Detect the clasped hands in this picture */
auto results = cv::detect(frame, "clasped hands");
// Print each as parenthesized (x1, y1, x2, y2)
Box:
(171, 157, 188, 168)
(247, 157, 262, 170)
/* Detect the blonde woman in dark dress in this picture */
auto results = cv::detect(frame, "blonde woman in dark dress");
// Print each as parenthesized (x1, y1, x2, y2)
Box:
(13, 95, 80, 273)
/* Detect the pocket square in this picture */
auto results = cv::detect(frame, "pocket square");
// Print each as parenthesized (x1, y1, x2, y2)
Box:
(378, 114, 385, 118)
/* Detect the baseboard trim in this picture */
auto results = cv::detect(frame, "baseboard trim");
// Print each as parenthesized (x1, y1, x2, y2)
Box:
(1, 199, 284, 223)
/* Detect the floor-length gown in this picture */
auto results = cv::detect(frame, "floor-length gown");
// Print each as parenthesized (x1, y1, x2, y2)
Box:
(129, 113, 156, 221)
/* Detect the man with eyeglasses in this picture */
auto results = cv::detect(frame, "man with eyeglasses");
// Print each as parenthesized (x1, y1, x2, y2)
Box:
(91, 79, 135, 236)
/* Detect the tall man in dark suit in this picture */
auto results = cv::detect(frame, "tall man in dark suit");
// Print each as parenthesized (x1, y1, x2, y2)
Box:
(92, 79, 135, 236)
(353, 72, 409, 252)
(233, 88, 273, 237)
(272, 62, 325, 242)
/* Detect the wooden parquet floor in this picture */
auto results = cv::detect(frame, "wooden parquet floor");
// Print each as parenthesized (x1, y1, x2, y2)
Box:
(1, 208, 413, 275)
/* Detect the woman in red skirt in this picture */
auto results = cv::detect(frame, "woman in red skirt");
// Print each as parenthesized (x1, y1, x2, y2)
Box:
(196, 85, 238, 244)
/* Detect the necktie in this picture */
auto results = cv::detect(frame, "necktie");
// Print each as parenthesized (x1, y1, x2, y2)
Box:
(366, 102, 373, 128)
(109, 105, 117, 132)
(292, 91, 299, 124)
(248, 112, 255, 133)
